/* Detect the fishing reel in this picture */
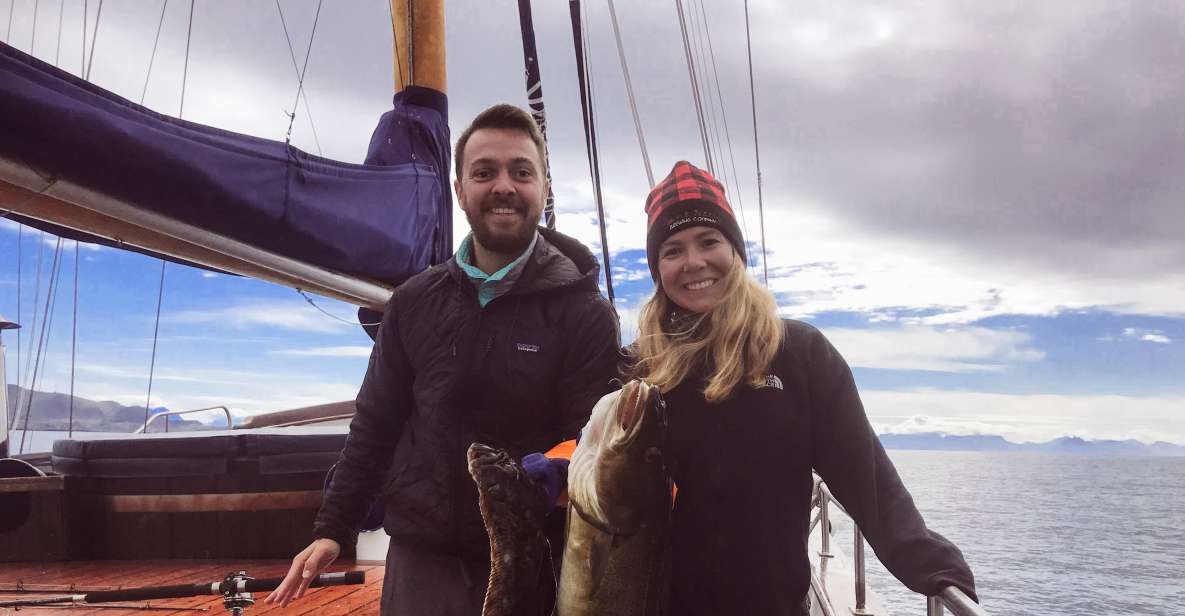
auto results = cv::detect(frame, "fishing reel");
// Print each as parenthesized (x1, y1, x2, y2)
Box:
(221, 571, 255, 616)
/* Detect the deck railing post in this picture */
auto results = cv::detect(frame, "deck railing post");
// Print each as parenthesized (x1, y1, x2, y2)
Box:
(818, 487, 833, 558)
(852, 526, 871, 614)
(928, 595, 946, 615)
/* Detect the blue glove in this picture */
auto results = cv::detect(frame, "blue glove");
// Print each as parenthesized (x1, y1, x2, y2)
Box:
(521, 453, 570, 507)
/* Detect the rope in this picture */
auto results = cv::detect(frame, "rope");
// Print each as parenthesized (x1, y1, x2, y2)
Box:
(29, 0, 36, 53)
(53, 0, 61, 65)
(18, 238, 64, 455)
(143, 260, 166, 432)
(275, 0, 324, 154)
(673, 0, 712, 174)
(687, 0, 724, 177)
(605, 0, 653, 187)
(743, 0, 768, 285)
(282, 0, 323, 146)
(5, 0, 12, 42)
(516, 0, 556, 229)
(388, 0, 405, 90)
(693, 0, 751, 264)
(406, 0, 414, 84)
(19, 231, 45, 398)
(296, 290, 379, 327)
(139, 0, 168, 106)
(178, 0, 192, 118)
(570, 0, 614, 305)
(13, 224, 20, 429)
(68, 241, 78, 438)
(83, 0, 101, 80)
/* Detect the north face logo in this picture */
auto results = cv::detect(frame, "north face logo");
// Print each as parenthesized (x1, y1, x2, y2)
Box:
(763, 374, 784, 390)
(516, 343, 540, 353)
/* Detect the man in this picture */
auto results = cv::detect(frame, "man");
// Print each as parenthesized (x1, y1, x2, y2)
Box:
(266, 104, 620, 614)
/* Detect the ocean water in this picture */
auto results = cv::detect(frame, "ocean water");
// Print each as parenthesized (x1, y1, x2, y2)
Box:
(830, 450, 1185, 615)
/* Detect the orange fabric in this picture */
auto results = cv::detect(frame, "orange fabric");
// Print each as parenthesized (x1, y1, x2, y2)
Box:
(544, 439, 577, 460)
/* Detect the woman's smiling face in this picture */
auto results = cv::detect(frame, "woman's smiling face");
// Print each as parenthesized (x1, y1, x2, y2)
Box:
(657, 226, 736, 313)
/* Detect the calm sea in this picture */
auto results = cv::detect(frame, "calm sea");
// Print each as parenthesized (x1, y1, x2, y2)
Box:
(831, 450, 1185, 615)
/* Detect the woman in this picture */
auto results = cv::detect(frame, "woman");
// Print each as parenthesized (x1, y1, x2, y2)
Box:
(630, 161, 978, 615)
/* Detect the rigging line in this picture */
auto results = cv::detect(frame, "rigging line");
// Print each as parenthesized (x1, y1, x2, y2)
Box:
(694, 0, 751, 262)
(275, 0, 323, 154)
(12, 224, 21, 430)
(282, 0, 323, 145)
(68, 241, 78, 438)
(139, 0, 167, 106)
(30, 0, 38, 54)
(686, 0, 726, 191)
(178, 0, 192, 118)
(53, 0, 62, 66)
(674, 0, 712, 174)
(516, 0, 556, 229)
(5, 0, 12, 42)
(19, 230, 45, 399)
(18, 237, 64, 455)
(142, 260, 166, 432)
(83, 0, 101, 81)
(605, 0, 653, 188)
(387, 0, 405, 91)
(743, 0, 767, 285)
(296, 290, 379, 327)
(571, 0, 614, 305)
(406, 0, 414, 85)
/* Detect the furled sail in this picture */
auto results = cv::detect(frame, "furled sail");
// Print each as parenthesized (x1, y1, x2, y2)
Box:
(0, 41, 452, 308)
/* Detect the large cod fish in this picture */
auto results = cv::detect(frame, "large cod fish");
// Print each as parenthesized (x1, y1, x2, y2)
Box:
(557, 379, 671, 616)
(467, 443, 557, 616)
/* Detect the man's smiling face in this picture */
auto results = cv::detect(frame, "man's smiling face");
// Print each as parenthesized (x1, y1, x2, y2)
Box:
(454, 127, 546, 256)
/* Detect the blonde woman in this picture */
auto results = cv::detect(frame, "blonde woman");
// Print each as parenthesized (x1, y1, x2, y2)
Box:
(631, 161, 978, 615)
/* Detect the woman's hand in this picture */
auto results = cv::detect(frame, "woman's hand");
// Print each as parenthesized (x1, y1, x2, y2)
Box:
(264, 538, 341, 607)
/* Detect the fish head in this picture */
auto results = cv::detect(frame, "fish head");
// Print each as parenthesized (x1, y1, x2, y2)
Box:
(592, 380, 670, 531)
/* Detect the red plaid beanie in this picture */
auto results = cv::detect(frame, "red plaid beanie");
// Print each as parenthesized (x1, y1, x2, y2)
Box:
(645, 161, 745, 280)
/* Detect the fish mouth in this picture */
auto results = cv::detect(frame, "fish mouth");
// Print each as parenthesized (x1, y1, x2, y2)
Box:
(614, 381, 657, 447)
(467, 443, 519, 486)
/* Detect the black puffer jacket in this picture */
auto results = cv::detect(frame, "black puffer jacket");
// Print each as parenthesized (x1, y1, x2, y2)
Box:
(314, 228, 620, 555)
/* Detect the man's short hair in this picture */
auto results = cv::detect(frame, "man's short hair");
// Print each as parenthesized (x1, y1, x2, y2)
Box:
(454, 104, 548, 181)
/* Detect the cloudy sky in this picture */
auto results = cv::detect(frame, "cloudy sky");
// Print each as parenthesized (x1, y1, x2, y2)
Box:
(2, 0, 1183, 447)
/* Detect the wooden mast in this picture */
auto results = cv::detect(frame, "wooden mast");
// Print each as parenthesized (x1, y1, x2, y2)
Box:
(390, 0, 447, 94)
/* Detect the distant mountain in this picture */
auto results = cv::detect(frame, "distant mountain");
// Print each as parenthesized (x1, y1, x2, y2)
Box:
(4, 385, 215, 432)
(879, 432, 1185, 457)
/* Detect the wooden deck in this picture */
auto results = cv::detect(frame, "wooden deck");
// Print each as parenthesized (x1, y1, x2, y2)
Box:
(0, 560, 383, 615)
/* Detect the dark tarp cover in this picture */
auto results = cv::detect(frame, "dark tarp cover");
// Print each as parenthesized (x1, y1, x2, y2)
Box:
(0, 41, 452, 286)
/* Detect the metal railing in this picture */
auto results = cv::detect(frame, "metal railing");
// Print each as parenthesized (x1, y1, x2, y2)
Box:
(134, 406, 233, 434)
(813, 478, 987, 616)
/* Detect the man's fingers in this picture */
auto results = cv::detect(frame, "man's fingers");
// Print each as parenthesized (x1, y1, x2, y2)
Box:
(295, 542, 339, 598)
(265, 545, 313, 606)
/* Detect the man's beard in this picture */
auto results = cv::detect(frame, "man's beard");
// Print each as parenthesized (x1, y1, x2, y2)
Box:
(465, 199, 541, 255)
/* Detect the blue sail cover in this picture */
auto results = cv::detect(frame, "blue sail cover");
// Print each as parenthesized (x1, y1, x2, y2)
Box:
(0, 41, 451, 286)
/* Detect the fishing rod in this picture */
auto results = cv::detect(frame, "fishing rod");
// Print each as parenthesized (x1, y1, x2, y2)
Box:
(0, 570, 365, 615)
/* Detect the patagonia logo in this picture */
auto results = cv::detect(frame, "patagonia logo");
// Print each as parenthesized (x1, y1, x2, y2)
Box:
(763, 374, 784, 390)
(516, 343, 541, 353)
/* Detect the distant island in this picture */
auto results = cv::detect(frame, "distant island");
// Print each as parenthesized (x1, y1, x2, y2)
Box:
(4, 385, 220, 433)
(6, 386, 1183, 456)
(878, 432, 1185, 457)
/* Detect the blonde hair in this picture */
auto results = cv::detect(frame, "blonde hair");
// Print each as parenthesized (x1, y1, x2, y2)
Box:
(631, 251, 784, 402)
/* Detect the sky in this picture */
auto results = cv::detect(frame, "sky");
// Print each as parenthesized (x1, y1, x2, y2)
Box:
(1, 0, 1183, 446)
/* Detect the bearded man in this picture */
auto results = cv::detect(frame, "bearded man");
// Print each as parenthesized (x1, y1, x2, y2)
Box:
(268, 104, 620, 615)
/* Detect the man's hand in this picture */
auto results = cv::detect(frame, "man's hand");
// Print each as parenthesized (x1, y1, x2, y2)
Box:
(264, 538, 341, 607)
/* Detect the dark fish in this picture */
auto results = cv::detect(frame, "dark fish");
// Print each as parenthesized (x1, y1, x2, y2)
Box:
(557, 380, 670, 616)
(467, 442, 556, 616)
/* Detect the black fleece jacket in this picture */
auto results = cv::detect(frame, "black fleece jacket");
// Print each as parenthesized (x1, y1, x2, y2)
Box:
(663, 320, 976, 615)
(314, 228, 620, 556)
